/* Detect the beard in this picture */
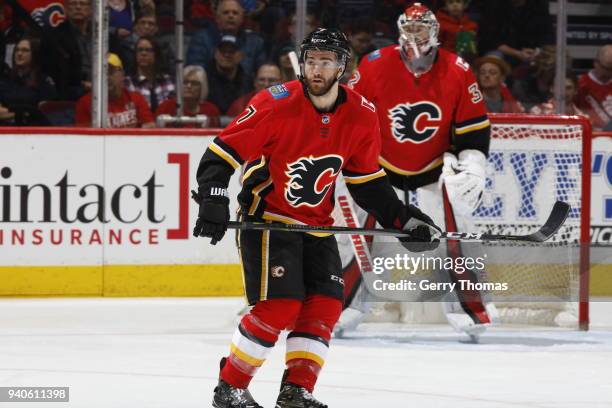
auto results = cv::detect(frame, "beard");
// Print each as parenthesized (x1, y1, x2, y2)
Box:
(304, 74, 336, 96)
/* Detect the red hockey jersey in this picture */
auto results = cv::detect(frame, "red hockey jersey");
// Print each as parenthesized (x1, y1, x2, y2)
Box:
(18, 0, 66, 28)
(209, 80, 386, 226)
(349, 46, 489, 176)
(576, 71, 612, 130)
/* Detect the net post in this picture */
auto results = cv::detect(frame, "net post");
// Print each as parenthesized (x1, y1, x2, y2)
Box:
(579, 115, 592, 331)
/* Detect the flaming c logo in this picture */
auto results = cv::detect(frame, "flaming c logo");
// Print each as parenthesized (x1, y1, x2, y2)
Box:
(388, 101, 442, 144)
(285, 155, 343, 208)
(31, 2, 66, 28)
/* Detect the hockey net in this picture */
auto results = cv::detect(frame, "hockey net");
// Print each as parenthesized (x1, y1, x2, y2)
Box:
(365, 114, 592, 329)
(473, 114, 590, 328)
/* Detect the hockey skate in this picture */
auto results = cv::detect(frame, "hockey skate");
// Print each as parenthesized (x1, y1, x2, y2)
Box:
(213, 357, 262, 408)
(212, 379, 263, 408)
(275, 383, 328, 408)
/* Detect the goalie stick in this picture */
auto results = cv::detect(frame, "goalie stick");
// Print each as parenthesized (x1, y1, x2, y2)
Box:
(227, 201, 570, 243)
(332, 194, 377, 335)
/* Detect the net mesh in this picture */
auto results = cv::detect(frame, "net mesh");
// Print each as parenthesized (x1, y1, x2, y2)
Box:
(470, 122, 583, 326)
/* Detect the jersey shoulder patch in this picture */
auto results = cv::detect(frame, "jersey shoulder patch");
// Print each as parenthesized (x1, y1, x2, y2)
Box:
(347, 70, 361, 89)
(367, 49, 382, 61)
(267, 84, 290, 100)
(360, 96, 376, 113)
(455, 56, 470, 72)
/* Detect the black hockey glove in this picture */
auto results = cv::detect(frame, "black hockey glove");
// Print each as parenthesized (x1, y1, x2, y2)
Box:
(192, 184, 230, 245)
(398, 205, 441, 252)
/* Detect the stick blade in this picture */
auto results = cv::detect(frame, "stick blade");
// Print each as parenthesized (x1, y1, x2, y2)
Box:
(529, 201, 571, 242)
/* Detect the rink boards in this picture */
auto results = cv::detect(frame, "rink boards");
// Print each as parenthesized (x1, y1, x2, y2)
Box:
(0, 128, 611, 296)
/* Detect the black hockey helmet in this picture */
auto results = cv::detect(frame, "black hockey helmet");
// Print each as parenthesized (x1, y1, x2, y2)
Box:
(299, 27, 351, 68)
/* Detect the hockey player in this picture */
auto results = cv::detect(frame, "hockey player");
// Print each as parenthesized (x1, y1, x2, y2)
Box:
(193, 28, 440, 408)
(339, 2, 494, 336)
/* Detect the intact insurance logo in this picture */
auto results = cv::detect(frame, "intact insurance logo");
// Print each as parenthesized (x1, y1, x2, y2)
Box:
(0, 153, 190, 247)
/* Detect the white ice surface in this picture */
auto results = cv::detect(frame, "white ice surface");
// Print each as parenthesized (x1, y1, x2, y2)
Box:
(1, 297, 612, 408)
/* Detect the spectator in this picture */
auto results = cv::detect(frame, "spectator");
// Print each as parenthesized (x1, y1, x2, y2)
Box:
(0, 36, 57, 126)
(5, 0, 82, 100)
(277, 44, 297, 82)
(207, 35, 253, 114)
(190, 0, 215, 29)
(575, 44, 612, 130)
(65, 0, 93, 95)
(155, 65, 221, 128)
(0, 3, 21, 70)
(269, 12, 316, 64)
(109, 0, 134, 38)
(474, 53, 524, 113)
(347, 19, 375, 63)
(530, 72, 585, 116)
(226, 62, 281, 117)
(0, 103, 15, 123)
(111, 8, 176, 76)
(436, 0, 477, 62)
(125, 36, 175, 112)
(478, 0, 552, 69)
(253, 0, 286, 52)
(241, 0, 268, 32)
(75, 53, 155, 128)
(511, 45, 557, 111)
(186, 0, 266, 77)
(132, 8, 158, 38)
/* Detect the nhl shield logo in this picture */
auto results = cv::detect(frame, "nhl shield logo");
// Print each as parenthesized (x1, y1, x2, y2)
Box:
(321, 115, 330, 124)
(271, 266, 285, 278)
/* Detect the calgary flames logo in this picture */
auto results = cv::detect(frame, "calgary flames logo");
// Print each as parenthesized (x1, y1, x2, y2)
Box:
(388, 101, 442, 144)
(285, 155, 343, 208)
(31, 2, 66, 28)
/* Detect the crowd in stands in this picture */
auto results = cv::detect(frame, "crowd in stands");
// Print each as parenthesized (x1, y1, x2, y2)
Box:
(0, 0, 610, 130)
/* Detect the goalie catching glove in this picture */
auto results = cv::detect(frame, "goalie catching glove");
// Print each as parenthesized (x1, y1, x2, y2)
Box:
(439, 149, 487, 216)
(192, 183, 230, 245)
(398, 205, 441, 252)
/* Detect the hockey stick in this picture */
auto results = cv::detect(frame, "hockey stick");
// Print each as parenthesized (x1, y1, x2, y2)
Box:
(335, 194, 375, 273)
(228, 201, 570, 243)
(288, 51, 301, 78)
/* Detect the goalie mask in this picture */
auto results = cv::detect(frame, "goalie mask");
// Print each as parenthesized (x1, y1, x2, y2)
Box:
(299, 28, 351, 82)
(397, 2, 439, 77)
